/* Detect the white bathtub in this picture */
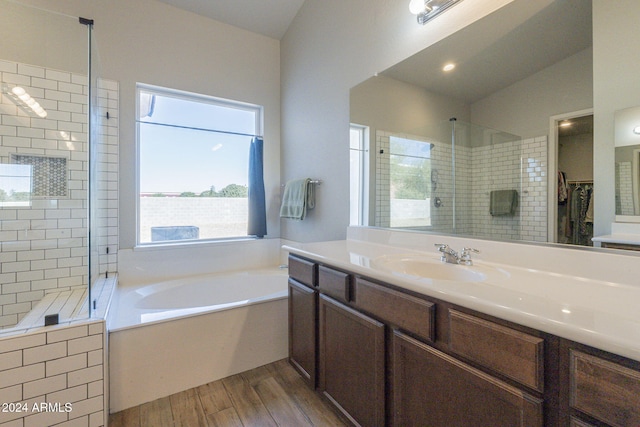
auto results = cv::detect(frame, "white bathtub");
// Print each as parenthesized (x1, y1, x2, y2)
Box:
(108, 268, 288, 331)
(108, 267, 289, 412)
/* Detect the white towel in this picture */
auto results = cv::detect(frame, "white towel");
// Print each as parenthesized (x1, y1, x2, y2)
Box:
(280, 178, 314, 220)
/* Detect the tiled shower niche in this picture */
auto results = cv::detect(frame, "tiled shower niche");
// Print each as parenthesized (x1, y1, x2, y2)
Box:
(11, 154, 68, 199)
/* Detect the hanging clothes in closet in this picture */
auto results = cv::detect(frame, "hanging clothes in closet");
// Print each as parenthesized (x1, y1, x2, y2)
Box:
(564, 181, 594, 246)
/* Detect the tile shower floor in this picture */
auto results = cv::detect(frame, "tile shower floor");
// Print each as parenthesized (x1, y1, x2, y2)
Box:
(109, 358, 350, 427)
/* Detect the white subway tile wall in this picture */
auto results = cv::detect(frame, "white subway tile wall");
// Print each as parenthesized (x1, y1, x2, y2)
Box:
(616, 162, 634, 215)
(92, 78, 119, 278)
(519, 136, 548, 242)
(375, 130, 548, 242)
(0, 60, 118, 329)
(0, 321, 106, 427)
(375, 131, 390, 227)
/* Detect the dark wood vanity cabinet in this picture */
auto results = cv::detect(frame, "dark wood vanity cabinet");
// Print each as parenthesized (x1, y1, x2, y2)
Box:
(287, 255, 640, 427)
(288, 278, 317, 387)
(287, 255, 318, 388)
(319, 294, 385, 427)
(560, 341, 640, 427)
(392, 331, 543, 427)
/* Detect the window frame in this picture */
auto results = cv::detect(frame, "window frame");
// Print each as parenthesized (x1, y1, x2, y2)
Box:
(388, 135, 433, 229)
(349, 123, 370, 226)
(135, 83, 264, 247)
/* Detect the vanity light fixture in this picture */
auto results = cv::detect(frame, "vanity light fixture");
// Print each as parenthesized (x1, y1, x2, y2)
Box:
(409, 0, 464, 25)
(633, 126, 640, 135)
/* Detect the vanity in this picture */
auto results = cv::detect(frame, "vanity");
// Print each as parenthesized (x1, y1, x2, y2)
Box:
(284, 228, 640, 427)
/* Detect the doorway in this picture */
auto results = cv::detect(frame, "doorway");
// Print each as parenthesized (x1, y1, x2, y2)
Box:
(549, 111, 594, 245)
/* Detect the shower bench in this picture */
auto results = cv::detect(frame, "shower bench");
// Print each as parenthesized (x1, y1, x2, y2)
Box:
(0, 277, 115, 336)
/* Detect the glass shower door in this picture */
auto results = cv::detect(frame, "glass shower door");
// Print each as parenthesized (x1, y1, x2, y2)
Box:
(451, 120, 522, 241)
(0, 1, 92, 332)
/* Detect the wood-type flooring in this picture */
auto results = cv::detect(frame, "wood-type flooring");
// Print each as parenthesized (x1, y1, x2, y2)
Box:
(109, 358, 349, 427)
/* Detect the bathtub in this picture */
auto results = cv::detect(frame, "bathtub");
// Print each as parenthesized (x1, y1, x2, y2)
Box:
(108, 267, 289, 412)
(108, 268, 288, 331)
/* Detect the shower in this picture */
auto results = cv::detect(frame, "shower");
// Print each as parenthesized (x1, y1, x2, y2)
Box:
(374, 118, 524, 241)
(0, 1, 117, 334)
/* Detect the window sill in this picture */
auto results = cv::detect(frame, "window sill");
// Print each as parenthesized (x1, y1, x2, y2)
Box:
(133, 236, 264, 252)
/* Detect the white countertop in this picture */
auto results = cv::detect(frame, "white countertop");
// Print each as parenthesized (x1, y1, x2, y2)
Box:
(592, 233, 640, 245)
(283, 238, 640, 362)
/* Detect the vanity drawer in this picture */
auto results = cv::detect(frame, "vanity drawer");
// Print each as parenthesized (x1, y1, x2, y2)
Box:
(449, 310, 544, 391)
(289, 255, 317, 288)
(570, 350, 640, 427)
(569, 417, 596, 427)
(353, 278, 434, 343)
(318, 265, 351, 302)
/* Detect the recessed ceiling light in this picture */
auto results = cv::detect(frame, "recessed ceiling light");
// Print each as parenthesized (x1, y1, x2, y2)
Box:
(443, 63, 455, 72)
(559, 120, 572, 128)
(633, 126, 640, 135)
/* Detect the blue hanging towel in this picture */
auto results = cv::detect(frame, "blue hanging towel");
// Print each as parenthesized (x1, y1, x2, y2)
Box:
(247, 137, 267, 237)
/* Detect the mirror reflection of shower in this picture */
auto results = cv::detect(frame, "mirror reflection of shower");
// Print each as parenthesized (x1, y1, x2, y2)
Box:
(374, 119, 527, 241)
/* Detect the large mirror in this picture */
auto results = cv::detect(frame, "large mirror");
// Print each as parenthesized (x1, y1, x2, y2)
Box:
(350, 0, 597, 246)
(615, 106, 640, 219)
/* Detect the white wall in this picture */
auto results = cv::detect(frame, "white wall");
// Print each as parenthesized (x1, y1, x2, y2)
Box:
(470, 48, 593, 139)
(592, 0, 640, 237)
(350, 75, 470, 134)
(15, 0, 282, 250)
(558, 133, 594, 182)
(281, 0, 517, 242)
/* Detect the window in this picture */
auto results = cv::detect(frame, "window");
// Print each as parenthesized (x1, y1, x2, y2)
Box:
(136, 84, 263, 244)
(0, 164, 32, 207)
(389, 136, 432, 228)
(350, 124, 369, 225)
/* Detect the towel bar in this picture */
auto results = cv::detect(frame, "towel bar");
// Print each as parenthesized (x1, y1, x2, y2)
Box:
(281, 179, 322, 187)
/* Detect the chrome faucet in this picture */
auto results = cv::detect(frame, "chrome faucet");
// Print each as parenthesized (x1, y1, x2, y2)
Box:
(435, 244, 480, 265)
(459, 247, 480, 266)
(435, 244, 459, 264)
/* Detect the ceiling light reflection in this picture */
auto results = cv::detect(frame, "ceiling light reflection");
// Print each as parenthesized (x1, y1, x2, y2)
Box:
(8, 86, 48, 118)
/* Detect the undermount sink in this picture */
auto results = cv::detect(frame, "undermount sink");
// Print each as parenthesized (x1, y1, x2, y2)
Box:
(371, 254, 487, 282)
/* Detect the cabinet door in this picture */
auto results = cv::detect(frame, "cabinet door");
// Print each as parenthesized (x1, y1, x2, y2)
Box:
(569, 350, 640, 427)
(289, 279, 317, 388)
(319, 294, 385, 427)
(392, 330, 543, 427)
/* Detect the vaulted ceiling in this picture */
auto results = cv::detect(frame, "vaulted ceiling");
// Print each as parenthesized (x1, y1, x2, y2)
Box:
(156, 0, 305, 40)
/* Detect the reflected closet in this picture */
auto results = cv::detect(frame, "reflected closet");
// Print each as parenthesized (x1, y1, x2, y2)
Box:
(556, 114, 594, 246)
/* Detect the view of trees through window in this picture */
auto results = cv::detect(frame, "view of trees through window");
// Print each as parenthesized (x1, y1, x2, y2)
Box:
(137, 84, 261, 244)
(389, 136, 433, 228)
(147, 183, 248, 199)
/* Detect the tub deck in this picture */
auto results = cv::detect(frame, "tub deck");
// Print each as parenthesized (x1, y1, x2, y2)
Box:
(108, 267, 288, 332)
